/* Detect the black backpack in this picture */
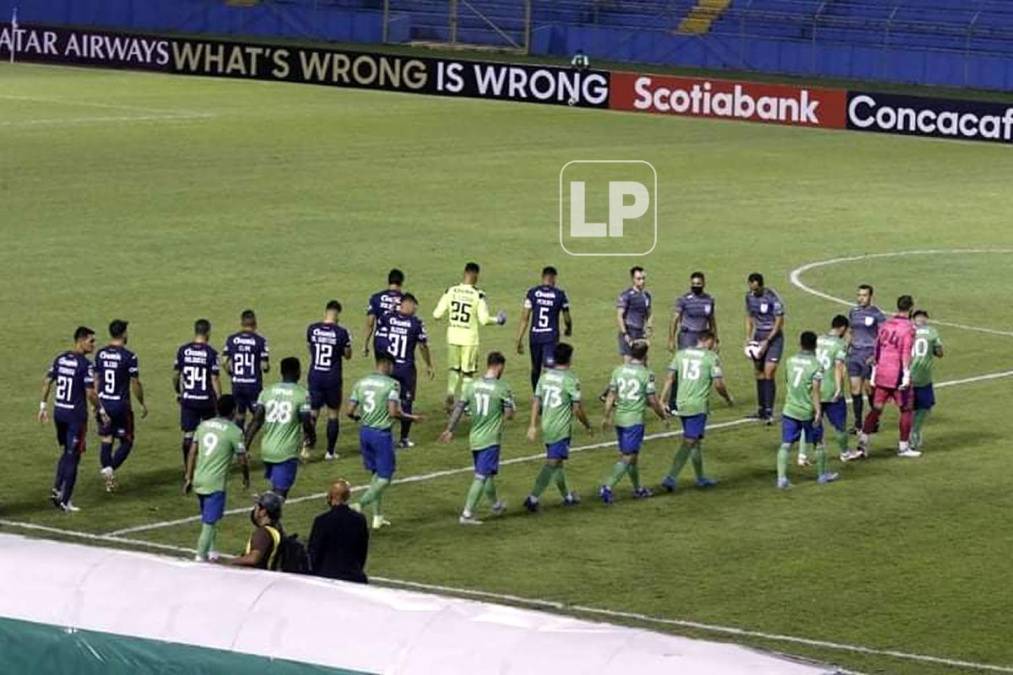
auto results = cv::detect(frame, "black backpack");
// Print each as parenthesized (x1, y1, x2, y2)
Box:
(265, 526, 311, 574)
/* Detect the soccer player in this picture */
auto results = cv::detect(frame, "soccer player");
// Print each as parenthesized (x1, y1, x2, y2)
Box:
(910, 310, 943, 452)
(851, 295, 918, 459)
(173, 319, 221, 468)
(306, 300, 352, 460)
(183, 394, 249, 562)
(362, 268, 405, 357)
(38, 326, 103, 512)
(658, 331, 732, 492)
(245, 357, 313, 499)
(523, 342, 592, 511)
(598, 342, 668, 504)
(222, 309, 270, 432)
(666, 271, 718, 411)
(347, 353, 424, 530)
(439, 351, 514, 525)
(515, 266, 572, 392)
(847, 285, 886, 433)
(775, 331, 829, 489)
(433, 262, 506, 411)
(744, 273, 785, 424)
(616, 266, 652, 363)
(811, 315, 850, 464)
(95, 319, 148, 492)
(376, 293, 434, 448)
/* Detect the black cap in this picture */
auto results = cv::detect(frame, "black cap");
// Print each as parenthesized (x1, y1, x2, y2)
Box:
(256, 491, 284, 520)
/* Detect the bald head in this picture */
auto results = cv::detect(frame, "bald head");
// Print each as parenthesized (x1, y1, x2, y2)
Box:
(328, 480, 351, 506)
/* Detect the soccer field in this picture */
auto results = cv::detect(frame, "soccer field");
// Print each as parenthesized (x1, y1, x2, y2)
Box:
(3, 62, 1013, 674)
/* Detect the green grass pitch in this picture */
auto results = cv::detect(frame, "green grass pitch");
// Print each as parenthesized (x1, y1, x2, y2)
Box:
(2, 62, 1013, 674)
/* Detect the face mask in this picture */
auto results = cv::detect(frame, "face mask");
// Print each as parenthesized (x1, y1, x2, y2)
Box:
(691, 286, 704, 296)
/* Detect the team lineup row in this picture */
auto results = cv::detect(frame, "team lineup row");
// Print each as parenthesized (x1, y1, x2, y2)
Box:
(37, 263, 943, 537)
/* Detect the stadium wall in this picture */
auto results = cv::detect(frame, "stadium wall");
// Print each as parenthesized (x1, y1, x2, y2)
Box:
(4, 0, 1013, 92)
(0, 534, 828, 674)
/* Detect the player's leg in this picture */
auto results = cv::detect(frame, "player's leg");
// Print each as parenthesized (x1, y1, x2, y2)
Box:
(110, 410, 135, 472)
(663, 415, 700, 491)
(529, 341, 543, 392)
(811, 419, 838, 483)
(196, 491, 225, 561)
(857, 387, 887, 456)
(324, 385, 342, 459)
(446, 345, 462, 411)
(58, 421, 86, 510)
(460, 345, 479, 400)
(482, 451, 504, 514)
(761, 335, 782, 423)
(601, 427, 631, 501)
(554, 456, 577, 504)
(526, 440, 570, 510)
(849, 368, 865, 434)
(687, 419, 715, 486)
(270, 458, 298, 499)
(897, 389, 919, 457)
(370, 429, 395, 527)
(777, 417, 801, 488)
(912, 384, 935, 450)
(462, 447, 498, 524)
(397, 367, 417, 448)
(825, 398, 850, 461)
(97, 406, 116, 490)
(51, 420, 69, 506)
(180, 406, 198, 468)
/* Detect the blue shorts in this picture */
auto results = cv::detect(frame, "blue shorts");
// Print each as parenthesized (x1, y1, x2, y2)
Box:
(615, 424, 645, 454)
(97, 403, 134, 441)
(232, 386, 261, 416)
(914, 384, 935, 411)
(545, 438, 570, 460)
(392, 365, 417, 404)
(529, 340, 556, 370)
(309, 381, 342, 411)
(677, 329, 704, 350)
(472, 445, 501, 476)
(361, 426, 396, 479)
(263, 458, 299, 491)
(847, 348, 874, 378)
(617, 329, 646, 357)
(198, 490, 226, 525)
(680, 413, 707, 440)
(54, 416, 87, 455)
(751, 332, 783, 366)
(812, 398, 848, 442)
(782, 415, 816, 445)
(180, 404, 215, 433)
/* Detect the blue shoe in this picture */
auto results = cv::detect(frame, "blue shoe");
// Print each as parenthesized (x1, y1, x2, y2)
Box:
(817, 472, 840, 484)
(633, 487, 653, 499)
(562, 492, 581, 507)
(523, 496, 539, 513)
(660, 475, 677, 493)
(695, 477, 718, 488)
(776, 478, 791, 490)
(599, 485, 614, 505)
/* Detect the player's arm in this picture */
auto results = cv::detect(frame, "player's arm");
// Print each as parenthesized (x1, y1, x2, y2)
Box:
(709, 310, 719, 342)
(573, 401, 594, 434)
(616, 308, 629, 343)
(244, 405, 266, 448)
(668, 307, 681, 352)
(744, 313, 754, 347)
(645, 305, 654, 338)
(811, 377, 823, 425)
(562, 308, 572, 337)
(298, 404, 316, 449)
(87, 384, 107, 424)
(646, 393, 669, 421)
(131, 376, 148, 418)
(237, 451, 250, 490)
(767, 314, 784, 342)
(432, 291, 450, 321)
(660, 369, 676, 407)
(183, 436, 198, 493)
(345, 398, 361, 422)
(172, 370, 181, 400)
(515, 304, 531, 353)
(419, 342, 435, 379)
(601, 387, 617, 430)
(389, 398, 424, 422)
(363, 313, 376, 357)
(478, 295, 506, 326)
(503, 397, 516, 421)
(900, 330, 915, 388)
(439, 400, 467, 443)
(229, 529, 272, 568)
(38, 374, 53, 423)
(526, 396, 541, 442)
(211, 373, 222, 399)
(934, 341, 944, 358)
(833, 358, 846, 400)
(343, 341, 353, 361)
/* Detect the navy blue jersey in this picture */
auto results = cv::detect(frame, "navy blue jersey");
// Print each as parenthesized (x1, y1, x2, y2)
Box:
(745, 288, 784, 336)
(307, 322, 351, 384)
(617, 287, 652, 331)
(174, 342, 219, 406)
(524, 285, 570, 344)
(848, 305, 886, 351)
(378, 311, 428, 367)
(223, 331, 270, 388)
(674, 292, 715, 332)
(95, 345, 139, 405)
(367, 289, 404, 346)
(47, 351, 94, 421)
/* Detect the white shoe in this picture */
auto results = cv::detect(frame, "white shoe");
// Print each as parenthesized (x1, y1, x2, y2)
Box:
(207, 550, 221, 562)
(300, 447, 312, 460)
(324, 452, 337, 461)
(61, 502, 80, 513)
(459, 514, 483, 525)
(490, 500, 507, 515)
(372, 515, 392, 530)
(897, 448, 922, 458)
(796, 454, 810, 467)
(193, 555, 205, 562)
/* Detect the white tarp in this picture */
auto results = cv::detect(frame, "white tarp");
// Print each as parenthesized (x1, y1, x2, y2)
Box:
(0, 534, 832, 674)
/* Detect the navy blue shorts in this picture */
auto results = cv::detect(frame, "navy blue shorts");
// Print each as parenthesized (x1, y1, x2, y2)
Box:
(847, 348, 875, 378)
(914, 384, 935, 411)
(198, 490, 226, 525)
(360, 426, 396, 479)
(55, 416, 87, 455)
(680, 413, 707, 440)
(180, 404, 215, 433)
(812, 398, 848, 442)
(232, 386, 261, 416)
(530, 340, 556, 370)
(751, 332, 783, 366)
(782, 415, 816, 444)
(264, 458, 299, 491)
(472, 445, 501, 476)
(615, 424, 645, 454)
(309, 382, 342, 411)
(618, 329, 646, 357)
(392, 365, 417, 405)
(545, 438, 570, 460)
(677, 329, 703, 350)
(98, 403, 134, 441)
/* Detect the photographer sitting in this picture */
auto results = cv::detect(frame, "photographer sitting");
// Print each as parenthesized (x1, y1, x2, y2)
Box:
(231, 491, 285, 570)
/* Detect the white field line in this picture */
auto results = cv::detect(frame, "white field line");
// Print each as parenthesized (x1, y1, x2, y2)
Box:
(0, 93, 210, 117)
(789, 249, 1013, 338)
(104, 417, 758, 536)
(0, 517, 1006, 673)
(0, 113, 214, 128)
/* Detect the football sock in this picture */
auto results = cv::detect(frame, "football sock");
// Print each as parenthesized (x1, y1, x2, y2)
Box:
(111, 440, 133, 470)
(862, 408, 882, 435)
(668, 442, 692, 481)
(627, 463, 641, 490)
(836, 430, 849, 456)
(197, 523, 216, 560)
(852, 395, 863, 427)
(554, 466, 573, 497)
(181, 434, 193, 467)
(234, 416, 246, 433)
(777, 443, 790, 481)
(605, 461, 628, 489)
(798, 434, 808, 458)
(768, 380, 776, 417)
(60, 452, 81, 503)
(482, 476, 498, 504)
(461, 373, 475, 395)
(899, 409, 913, 442)
(358, 475, 380, 506)
(912, 409, 929, 444)
(531, 465, 554, 498)
(755, 380, 764, 416)
(529, 367, 540, 393)
(365, 478, 390, 517)
(100, 441, 114, 469)
(690, 443, 704, 479)
(464, 477, 485, 514)
(447, 369, 461, 398)
(815, 443, 828, 476)
(326, 419, 339, 453)
(400, 400, 413, 441)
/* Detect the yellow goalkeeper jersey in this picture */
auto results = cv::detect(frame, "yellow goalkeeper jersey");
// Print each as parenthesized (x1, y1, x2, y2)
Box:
(433, 283, 495, 346)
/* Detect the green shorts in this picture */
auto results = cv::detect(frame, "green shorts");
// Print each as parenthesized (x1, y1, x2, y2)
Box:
(447, 344, 480, 375)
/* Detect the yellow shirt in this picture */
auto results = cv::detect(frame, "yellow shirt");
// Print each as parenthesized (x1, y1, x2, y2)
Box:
(433, 283, 495, 346)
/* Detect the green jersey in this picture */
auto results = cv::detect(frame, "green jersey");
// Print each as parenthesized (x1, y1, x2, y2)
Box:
(608, 362, 656, 427)
(669, 348, 723, 417)
(192, 417, 246, 495)
(911, 325, 942, 386)
(350, 373, 401, 429)
(815, 334, 847, 402)
(535, 367, 582, 444)
(782, 352, 822, 421)
(462, 377, 515, 450)
(256, 382, 311, 463)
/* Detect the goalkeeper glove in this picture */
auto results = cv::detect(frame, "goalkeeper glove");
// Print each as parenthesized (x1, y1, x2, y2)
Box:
(495, 310, 507, 325)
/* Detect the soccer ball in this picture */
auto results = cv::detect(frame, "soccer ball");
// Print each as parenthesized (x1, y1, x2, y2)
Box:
(744, 341, 763, 360)
(567, 96, 577, 106)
